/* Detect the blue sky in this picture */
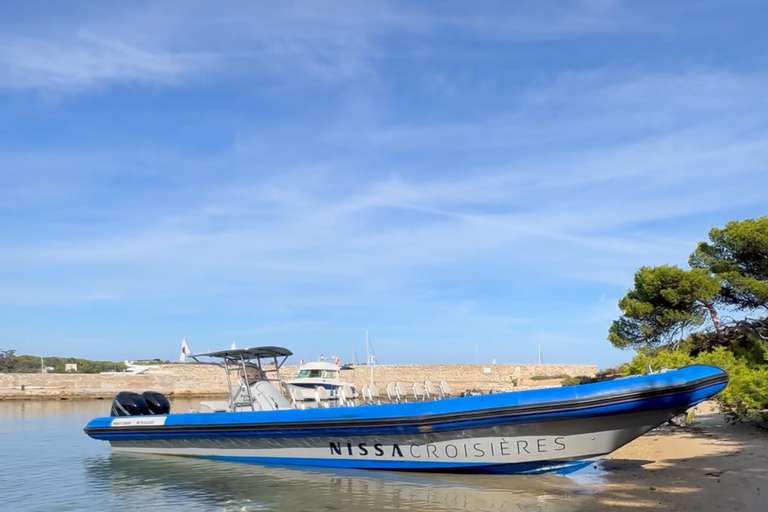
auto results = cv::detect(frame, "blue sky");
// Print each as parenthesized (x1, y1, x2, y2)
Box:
(1, 1, 767, 369)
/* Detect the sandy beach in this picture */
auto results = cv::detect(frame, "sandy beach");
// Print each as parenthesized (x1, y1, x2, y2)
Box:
(584, 402, 768, 511)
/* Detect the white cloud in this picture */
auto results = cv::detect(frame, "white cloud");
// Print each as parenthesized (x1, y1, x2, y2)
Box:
(0, 33, 212, 92)
(0, 0, 638, 94)
(4, 119, 765, 296)
(2, 65, 767, 304)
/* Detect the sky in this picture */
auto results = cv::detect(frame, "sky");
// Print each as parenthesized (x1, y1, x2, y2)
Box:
(1, 1, 767, 369)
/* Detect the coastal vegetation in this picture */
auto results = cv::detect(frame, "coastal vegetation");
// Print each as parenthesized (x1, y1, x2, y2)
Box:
(560, 366, 624, 387)
(0, 349, 128, 373)
(609, 217, 768, 421)
(530, 374, 571, 381)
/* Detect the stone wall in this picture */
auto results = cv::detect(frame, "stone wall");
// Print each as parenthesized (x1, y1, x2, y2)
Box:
(343, 363, 597, 392)
(0, 364, 228, 399)
(0, 362, 596, 399)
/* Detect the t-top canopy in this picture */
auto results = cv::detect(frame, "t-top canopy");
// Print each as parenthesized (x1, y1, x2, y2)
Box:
(193, 346, 293, 360)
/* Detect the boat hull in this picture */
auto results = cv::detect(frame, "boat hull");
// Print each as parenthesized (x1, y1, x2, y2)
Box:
(107, 409, 672, 474)
(85, 365, 728, 474)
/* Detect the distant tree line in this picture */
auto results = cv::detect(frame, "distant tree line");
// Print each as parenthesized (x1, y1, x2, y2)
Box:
(609, 217, 768, 421)
(0, 349, 128, 373)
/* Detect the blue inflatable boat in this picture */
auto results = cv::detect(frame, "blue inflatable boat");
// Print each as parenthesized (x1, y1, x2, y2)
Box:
(84, 346, 728, 474)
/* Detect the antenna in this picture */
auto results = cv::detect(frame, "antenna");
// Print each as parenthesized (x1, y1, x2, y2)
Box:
(538, 345, 542, 365)
(365, 331, 379, 364)
(366, 331, 378, 385)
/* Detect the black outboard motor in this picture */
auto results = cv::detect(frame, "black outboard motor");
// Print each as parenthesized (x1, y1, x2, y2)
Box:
(110, 391, 151, 417)
(142, 391, 171, 415)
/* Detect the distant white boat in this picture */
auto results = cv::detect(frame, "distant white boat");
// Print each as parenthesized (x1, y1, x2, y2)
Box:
(124, 361, 161, 374)
(100, 361, 160, 375)
(283, 357, 353, 401)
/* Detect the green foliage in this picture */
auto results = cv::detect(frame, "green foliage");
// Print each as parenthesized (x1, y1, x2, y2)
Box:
(0, 349, 126, 373)
(690, 217, 768, 311)
(623, 346, 768, 422)
(695, 347, 768, 421)
(621, 349, 694, 376)
(608, 217, 768, 423)
(561, 375, 599, 386)
(608, 265, 721, 349)
(597, 365, 626, 378)
(560, 367, 626, 387)
(530, 374, 570, 381)
(0, 349, 17, 372)
(611, 218, 768, 352)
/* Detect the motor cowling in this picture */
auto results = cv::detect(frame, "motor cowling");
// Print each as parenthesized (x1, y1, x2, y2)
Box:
(142, 391, 171, 415)
(110, 391, 151, 417)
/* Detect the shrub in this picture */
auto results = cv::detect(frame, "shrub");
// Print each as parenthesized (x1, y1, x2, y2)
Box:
(621, 349, 693, 376)
(561, 375, 599, 386)
(530, 374, 570, 381)
(696, 347, 768, 422)
(624, 345, 768, 422)
(597, 365, 627, 378)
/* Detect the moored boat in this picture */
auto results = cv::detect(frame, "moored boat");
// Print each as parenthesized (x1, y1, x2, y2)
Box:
(84, 346, 729, 474)
(283, 358, 353, 401)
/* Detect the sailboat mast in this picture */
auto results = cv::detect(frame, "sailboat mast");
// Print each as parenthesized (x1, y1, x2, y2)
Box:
(366, 331, 373, 385)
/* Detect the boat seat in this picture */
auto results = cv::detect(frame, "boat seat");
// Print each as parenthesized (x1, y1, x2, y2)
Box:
(360, 384, 370, 405)
(199, 400, 229, 413)
(395, 382, 408, 403)
(412, 382, 425, 402)
(290, 388, 305, 410)
(385, 383, 398, 403)
(366, 384, 381, 405)
(227, 379, 293, 412)
(250, 380, 293, 411)
(339, 383, 355, 407)
(424, 380, 437, 400)
(314, 386, 331, 408)
(438, 380, 452, 399)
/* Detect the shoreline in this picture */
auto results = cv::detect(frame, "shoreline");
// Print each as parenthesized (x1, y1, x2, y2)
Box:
(583, 401, 767, 511)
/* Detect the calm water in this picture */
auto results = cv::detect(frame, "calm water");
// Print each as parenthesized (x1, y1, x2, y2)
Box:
(0, 399, 602, 511)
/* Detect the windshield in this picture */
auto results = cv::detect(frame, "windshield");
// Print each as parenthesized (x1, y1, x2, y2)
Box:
(297, 370, 336, 379)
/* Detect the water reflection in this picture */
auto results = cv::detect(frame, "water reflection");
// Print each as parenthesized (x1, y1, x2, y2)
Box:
(85, 454, 596, 512)
(0, 399, 599, 511)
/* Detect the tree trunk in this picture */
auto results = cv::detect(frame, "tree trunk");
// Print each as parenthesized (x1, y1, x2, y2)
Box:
(700, 301, 722, 333)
